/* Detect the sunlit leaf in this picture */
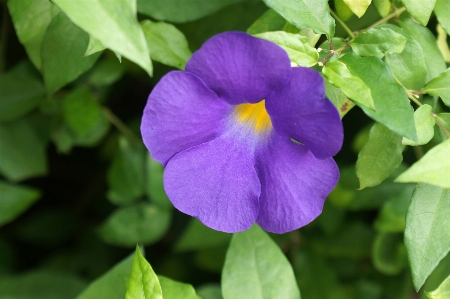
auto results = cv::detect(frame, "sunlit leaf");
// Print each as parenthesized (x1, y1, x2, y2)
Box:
(435, 0, 450, 34)
(351, 27, 406, 58)
(401, 0, 436, 25)
(403, 104, 435, 146)
(422, 68, 450, 107)
(342, 0, 372, 17)
(426, 275, 450, 299)
(158, 276, 201, 299)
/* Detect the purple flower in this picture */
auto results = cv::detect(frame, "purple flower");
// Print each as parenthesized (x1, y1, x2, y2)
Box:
(141, 32, 343, 233)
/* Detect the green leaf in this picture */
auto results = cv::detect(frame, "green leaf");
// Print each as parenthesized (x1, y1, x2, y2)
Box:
(41, 12, 101, 94)
(137, 0, 245, 23)
(334, 0, 353, 21)
(396, 139, 450, 188)
(0, 270, 87, 299)
(98, 203, 171, 247)
(403, 104, 435, 145)
(372, 232, 408, 275)
(52, 0, 152, 76)
(141, 20, 192, 70)
(422, 253, 450, 299)
(261, 0, 335, 37)
(126, 247, 163, 299)
(0, 117, 47, 181)
(158, 276, 201, 299)
(383, 24, 428, 90)
(437, 25, 450, 63)
(0, 181, 40, 227)
(322, 60, 375, 110)
(246, 9, 286, 35)
(175, 218, 232, 252)
(222, 225, 301, 299)
(401, 0, 436, 25)
(374, 185, 413, 232)
(76, 252, 135, 299)
(323, 77, 355, 118)
(255, 31, 318, 67)
(422, 68, 450, 107)
(373, 0, 391, 17)
(356, 123, 404, 189)
(351, 27, 407, 58)
(88, 57, 125, 86)
(7, 0, 60, 69)
(426, 275, 450, 299)
(340, 53, 416, 140)
(398, 18, 447, 82)
(197, 284, 223, 299)
(0, 62, 45, 122)
(404, 183, 450, 290)
(107, 138, 145, 205)
(437, 113, 450, 141)
(435, 0, 450, 35)
(145, 154, 171, 209)
(85, 35, 106, 56)
(342, 0, 372, 17)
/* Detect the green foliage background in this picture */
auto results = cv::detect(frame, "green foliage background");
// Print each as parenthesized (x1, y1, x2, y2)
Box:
(0, 0, 449, 298)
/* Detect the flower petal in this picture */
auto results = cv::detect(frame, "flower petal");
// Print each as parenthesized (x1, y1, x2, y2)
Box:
(164, 135, 260, 233)
(266, 67, 343, 159)
(141, 71, 231, 165)
(185, 32, 292, 105)
(255, 134, 339, 233)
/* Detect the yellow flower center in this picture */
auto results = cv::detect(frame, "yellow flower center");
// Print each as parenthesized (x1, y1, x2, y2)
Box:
(234, 100, 272, 133)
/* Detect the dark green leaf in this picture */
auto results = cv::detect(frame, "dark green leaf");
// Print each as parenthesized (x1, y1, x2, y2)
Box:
(340, 53, 416, 140)
(7, 0, 60, 69)
(246, 9, 286, 35)
(98, 203, 171, 247)
(334, 0, 353, 21)
(0, 181, 40, 227)
(197, 284, 223, 299)
(401, 0, 436, 25)
(383, 24, 428, 90)
(41, 12, 100, 94)
(396, 139, 450, 188)
(261, 0, 335, 37)
(158, 276, 201, 299)
(342, 0, 372, 17)
(222, 225, 301, 299)
(435, 0, 450, 35)
(373, 0, 391, 17)
(372, 232, 408, 275)
(52, 0, 152, 76)
(88, 57, 125, 86)
(137, 0, 245, 23)
(356, 123, 404, 189)
(76, 252, 134, 299)
(126, 247, 162, 299)
(322, 60, 375, 109)
(141, 20, 192, 70)
(255, 31, 318, 67)
(145, 154, 171, 209)
(422, 68, 450, 107)
(426, 275, 450, 299)
(0, 117, 47, 181)
(403, 104, 435, 146)
(404, 183, 450, 290)
(323, 77, 355, 118)
(351, 27, 406, 58)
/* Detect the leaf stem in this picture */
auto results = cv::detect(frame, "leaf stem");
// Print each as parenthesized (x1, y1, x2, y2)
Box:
(364, 6, 406, 31)
(433, 114, 450, 138)
(329, 9, 355, 39)
(102, 107, 142, 146)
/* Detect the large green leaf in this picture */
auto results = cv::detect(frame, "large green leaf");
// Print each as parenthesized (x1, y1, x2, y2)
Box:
(396, 139, 450, 188)
(222, 225, 301, 299)
(126, 247, 163, 299)
(401, 0, 436, 25)
(434, 0, 450, 35)
(246, 9, 286, 35)
(158, 276, 201, 299)
(0, 117, 47, 181)
(137, 0, 245, 23)
(0, 181, 40, 227)
(261, 0, 335, 37)
(41, 12, 100, 94)
(351, 27, 407, 58)
(322, 60, 375, 110)
(398, 18, 446, 81)
(343, 0, 372, 17)
(98, 203, 171, 247)
(76, 252, 134, 299)
(356, 123, 404, 189)
(340, 53, 417, 141)
(255, 31, 318, 67)
(0, 62, 45, 122)
(426, 275, 450, 299)
(52, 0, 152, 76)
(383, 24, 428, 91)
(141, 20, 192, 70)
(404, 183, 450, 290)
(7, 0, 60, 69)
(402, 104, 435, 146)
(422, 68, 450, 107)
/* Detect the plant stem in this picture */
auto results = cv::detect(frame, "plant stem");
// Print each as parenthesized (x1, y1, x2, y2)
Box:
(330, 9, 355, 38)
(102, 107, 142, 146)
(393, 76, 423, 107)
(433, 113, 450, 138)
(365, 6, 406, 31)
